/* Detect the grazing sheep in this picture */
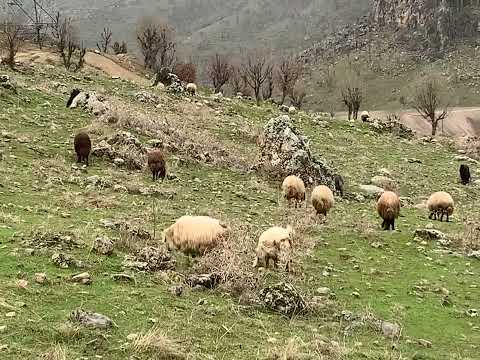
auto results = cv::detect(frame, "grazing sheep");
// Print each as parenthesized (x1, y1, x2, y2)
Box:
(254, 225, 293, 271)
(311, 185, 335, 216)
(162, 216, 230, 255)
(282, 175, 306, 208)
(73, 132, 92, 165)
(460, 164, 471, 185)
(334, 174, 345, 197)
(360, 111, 370, 122)
(147, 149, 166, 181)
(376, 191, 400, 230)
(186, 83, 197, 96)
(427, 192, 454, 222)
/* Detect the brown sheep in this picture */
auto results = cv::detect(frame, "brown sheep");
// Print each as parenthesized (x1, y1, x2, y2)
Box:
(282, 175, 305, 208)
(311, 185, 335, 216)
(427, 192, 454, 222)
(186, 83, 197, 96)
(74, 132, 92, 166)
(376, 191, 400, 230)
(147, 149, 166, 181)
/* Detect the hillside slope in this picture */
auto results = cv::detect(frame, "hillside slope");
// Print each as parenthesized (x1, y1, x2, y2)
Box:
(0, 57, 479, 359)
(51, 0, 369, 59)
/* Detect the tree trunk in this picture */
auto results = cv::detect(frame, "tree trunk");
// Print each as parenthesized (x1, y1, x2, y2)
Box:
(280, 91, 286, 105)
(431, 119, 438, 136)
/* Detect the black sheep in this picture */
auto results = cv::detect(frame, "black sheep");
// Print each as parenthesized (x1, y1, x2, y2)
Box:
(74, 132, 92, 166)
(460, 164, 471, 185)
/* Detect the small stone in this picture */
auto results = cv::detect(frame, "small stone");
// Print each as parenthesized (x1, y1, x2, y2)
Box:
(93, 237, 114, 256)
(316, 287, 331, 296)
(416, 339, 432, 348)
(24, 248, 35, 256)
(351, 291, 360, 298)
(0, 325, 6, 333)
(169, 285, 183, 297)
(16, 279, 28, 289)
(71, 272, 92, 285)
(5, 312, 16, 318)
(127, 333, 138, 341)
(113, 158, 125, 166)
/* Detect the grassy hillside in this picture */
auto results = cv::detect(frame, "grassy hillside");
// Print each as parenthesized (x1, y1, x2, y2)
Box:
(0, 61, 479, 359)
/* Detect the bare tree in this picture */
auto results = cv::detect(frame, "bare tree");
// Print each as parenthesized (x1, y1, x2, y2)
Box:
(0, 18, 23, 69)
(276, 55, 302, 105)
(262, 65, 275, 101)
(52, 13, 85, 71)
(97, 27, 112, 53)
(242, 51, 273, 105)
(136, 17, 175, 70)
(208, 54, 231, 93)
(337, 64, 365, 120)
(289, 80, 307, 109)
(229, 64, 243, 95)
(174, 62, 196, 83)
(413, 75, 448, 136)
(112, 41, 127, 54)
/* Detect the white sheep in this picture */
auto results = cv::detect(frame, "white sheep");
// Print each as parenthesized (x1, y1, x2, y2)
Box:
(253, 225, 293, 271)
(360, 111, 370, 122)
(427, 192, 454, 222)
(161, 216, 229, 254)
(376, 191, 400, 230)
(186, 83, 197, 96)
(282, 175, 306, 207)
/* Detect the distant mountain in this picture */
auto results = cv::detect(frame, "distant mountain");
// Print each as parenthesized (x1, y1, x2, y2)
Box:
(51, 0, 369, 62)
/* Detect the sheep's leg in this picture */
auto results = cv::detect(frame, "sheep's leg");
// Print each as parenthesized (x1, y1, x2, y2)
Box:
(381, 220, 386, 230)
(85, 156, 89, 166)
(440, 211, 444, 222)
(77, 155, 81, 163)
(446, 212, 450, 222)
(391, 219, 395, 231)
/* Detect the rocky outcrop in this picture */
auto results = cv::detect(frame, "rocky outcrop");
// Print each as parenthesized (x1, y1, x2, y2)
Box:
(259, 115, 336, 187)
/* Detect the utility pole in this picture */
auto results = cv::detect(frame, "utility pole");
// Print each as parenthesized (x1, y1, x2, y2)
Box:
(5, 0, 57, 47)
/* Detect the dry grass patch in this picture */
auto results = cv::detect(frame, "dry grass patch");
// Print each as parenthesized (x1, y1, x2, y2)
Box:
(453, 219, 480, 254)
(132, 326, 187, 359)
(41, 344, 67, 360)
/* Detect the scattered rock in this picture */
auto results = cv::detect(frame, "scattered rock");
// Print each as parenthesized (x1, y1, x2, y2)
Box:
(127, 333, 138, 341)
(92, 131, 146, 170)
(259, 115, 336, 186)
(70, 309, 113, 329)
(259, 282, 308, 316)
(68, 271, 91, 285)
(315, 287, 332, 296)
(186, 273, 221, 289)
(93, 237, 114, 256)
(34, 273, 48, 285)
(359, 184, 384, 196)
(0, 75, 17, 94)
(16, 279, 28, 289)
(113, 158, 125, 166)
(368, 118, 414, 138)
(26, 231, 79, 250)
(123, 246, 175, 272)
(51, 252, 83, 269)
(135, 91, 159, 104)
(288, 106, 297, 114)
(466, 309, 478, 317)
(110, 273, 136, 284)
(0, 325, 6, 333)
(169, 285, 184, 296)
(381, 321, 401, 339)
(371, 175, 397, 190)
(416, 339, 432, 348)
(5, 312, 16, 318)
(414, 229, 450, 246)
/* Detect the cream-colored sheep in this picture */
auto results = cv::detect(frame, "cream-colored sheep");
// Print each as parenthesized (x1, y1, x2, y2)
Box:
(282, 175, 305, 207)
(162, 216, 229, 254)
(186, 83, 197, 96)
(253, 225, 293, 271)
(311, 185, 335, 216)
(427, 191, 454, 222)
(376, 191, 400, 230)
(360, 110, 370, 122)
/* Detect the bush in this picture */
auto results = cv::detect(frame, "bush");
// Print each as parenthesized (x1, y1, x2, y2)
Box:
(173, 63, 196, 84)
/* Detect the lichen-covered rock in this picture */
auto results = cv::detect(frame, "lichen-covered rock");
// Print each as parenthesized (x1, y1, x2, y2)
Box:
(135, 91, 159, 104)
(260, 115, 336, 186)
(166, 73, 185, 95)
(259, 282, 308, 316)
(414, 229, 450, 246)
(186, 273, 221, 289)
(92, 131, 146, 170)
(93, 237, 114, 256)
(123, 246, 175, 272)
(70, 309, 113, 329)
(371, 175, 397, 190)
(0, 75, 17, 93)
(68, 91, 109, 116)
(369, 118, 414, 139)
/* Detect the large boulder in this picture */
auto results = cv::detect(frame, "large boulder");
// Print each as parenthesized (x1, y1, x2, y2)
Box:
(260, 115, 336, 186)
(68, 90, 109, 116)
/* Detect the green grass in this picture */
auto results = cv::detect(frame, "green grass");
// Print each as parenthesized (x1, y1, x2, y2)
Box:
(0, 63, 479, 359)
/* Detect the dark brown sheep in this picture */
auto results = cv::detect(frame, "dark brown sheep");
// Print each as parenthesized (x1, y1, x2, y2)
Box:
(148, 150, 166, 181)
(460, 164, 471, 185)
(74, 132, 92, 165)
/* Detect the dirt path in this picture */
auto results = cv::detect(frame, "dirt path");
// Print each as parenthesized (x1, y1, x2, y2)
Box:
(369, 108, 480, 137)
(16, 48, 149, 86)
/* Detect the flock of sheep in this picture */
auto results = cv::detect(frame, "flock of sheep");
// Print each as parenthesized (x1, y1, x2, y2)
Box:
(72, 105, 472, 272)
